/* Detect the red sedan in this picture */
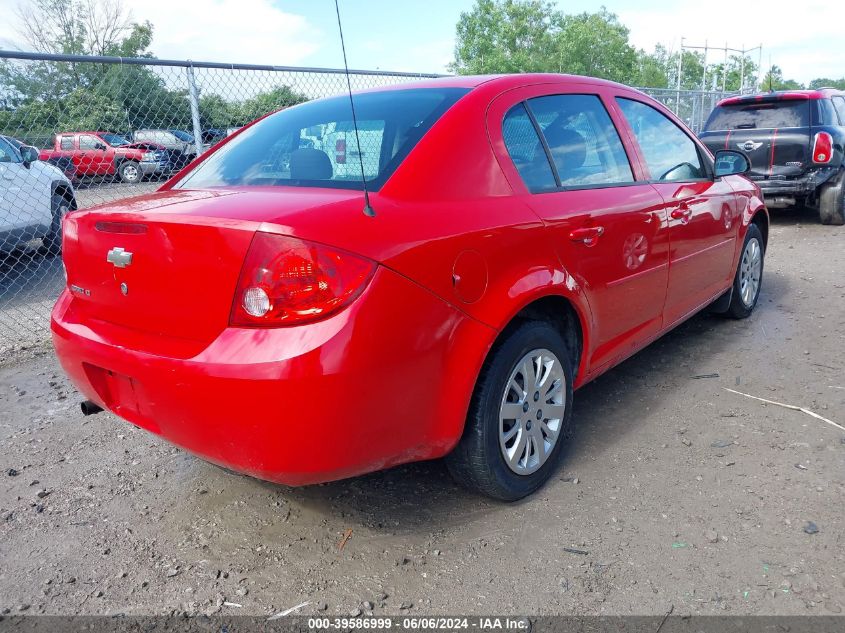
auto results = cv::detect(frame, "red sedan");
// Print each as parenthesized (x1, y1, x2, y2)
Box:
(52, 74, 767, 500)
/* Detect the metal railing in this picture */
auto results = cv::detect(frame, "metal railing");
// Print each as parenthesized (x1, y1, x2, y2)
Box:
(0, 49, 734, 350)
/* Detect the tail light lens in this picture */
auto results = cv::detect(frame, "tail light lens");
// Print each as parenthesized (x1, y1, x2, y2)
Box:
(230, 232, 376, 327)
(813, 132, 833, 163)
(335, 139, 347, 164)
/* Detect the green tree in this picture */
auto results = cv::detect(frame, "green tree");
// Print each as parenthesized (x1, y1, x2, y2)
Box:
(451, 1, 673, 87)
(237, 86, 309, 124)
(554, 8, 637, 82)
(761, 65, 804, 91)
(450, 0, 561, 74)
(633, 44, 671, 88)
(808, 77, 845, 90)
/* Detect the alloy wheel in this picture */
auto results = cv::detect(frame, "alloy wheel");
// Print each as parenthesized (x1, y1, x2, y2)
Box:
(739, 237, 762, 307)
(499, 348, 566, 475)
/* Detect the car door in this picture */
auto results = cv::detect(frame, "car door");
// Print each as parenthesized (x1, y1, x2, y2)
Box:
(78, 134, 111, 175)
(490, 86, 671, 373)
(0, 136, 50, 237)
(613, 97, 739, 326)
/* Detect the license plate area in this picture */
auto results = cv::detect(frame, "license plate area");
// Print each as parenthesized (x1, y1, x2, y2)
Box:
(82, 363, 159, 433)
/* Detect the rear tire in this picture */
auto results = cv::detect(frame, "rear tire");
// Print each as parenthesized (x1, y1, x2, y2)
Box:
(446, 320, 574, 501)
(118, 160, 141, 184)
(725, 223, 765, 319)
(819, 171, 845, 225)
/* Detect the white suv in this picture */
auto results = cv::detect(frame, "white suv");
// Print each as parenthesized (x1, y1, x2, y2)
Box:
(0, 135, 76, 254)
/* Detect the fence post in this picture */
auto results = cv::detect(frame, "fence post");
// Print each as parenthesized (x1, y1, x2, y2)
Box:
(186, 64, 203, 156)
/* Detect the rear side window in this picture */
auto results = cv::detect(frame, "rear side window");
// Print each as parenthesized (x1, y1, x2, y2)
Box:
(502, 103, 556, 193)
(704, 101, 810, 130)
(834, 97, 845, 124)
(617, 98, 705, 182)
(527, 94, 633, 187)
(815, 99, 839, 126)
(60, 136, 73, 150)
(177, 88, 469, 191)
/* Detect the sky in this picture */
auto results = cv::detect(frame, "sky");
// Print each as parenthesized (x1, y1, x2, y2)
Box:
(0, 0, 843, 84)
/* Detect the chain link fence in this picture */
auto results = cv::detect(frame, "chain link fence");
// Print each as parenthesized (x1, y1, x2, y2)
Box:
(0, 49, 735, 351)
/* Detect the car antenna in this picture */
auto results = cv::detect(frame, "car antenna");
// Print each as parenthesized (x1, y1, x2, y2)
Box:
(334, 0, 375, 218)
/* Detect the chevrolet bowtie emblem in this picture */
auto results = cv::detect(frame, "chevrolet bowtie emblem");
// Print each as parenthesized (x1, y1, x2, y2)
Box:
(106, 247, 133, 268)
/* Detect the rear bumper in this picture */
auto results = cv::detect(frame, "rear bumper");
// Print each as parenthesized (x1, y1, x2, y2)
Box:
(51, 266, 493, 486)
(752, 167, 839, 198)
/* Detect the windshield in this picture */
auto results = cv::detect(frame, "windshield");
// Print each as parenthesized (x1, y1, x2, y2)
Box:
(175, 87, 469, 191)
(170, 129, 195, 142)
(101, 133, 130, 147)
(704, 101, 810, 130)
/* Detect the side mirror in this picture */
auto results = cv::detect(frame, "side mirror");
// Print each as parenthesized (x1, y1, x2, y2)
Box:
(20, 145, 39, 167)
(714, 150, 750, 177)
(95, 143, 107, 151)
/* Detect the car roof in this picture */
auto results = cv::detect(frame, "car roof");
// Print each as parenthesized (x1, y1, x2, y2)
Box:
(357, 73, 639, 94)
(718, 89, 844, 107)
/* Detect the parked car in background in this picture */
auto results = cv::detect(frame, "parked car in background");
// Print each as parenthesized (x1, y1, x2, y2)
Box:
(1, 134, 75, 253)
(201, 128, 227, 145)
(700, 88, 845, 224)
(53, 75, 768, 500)
(132, 129, 207, 166)
(125, 141, 186, 179)
(40, 132, 162, 184)
(6, 135, 77, 184)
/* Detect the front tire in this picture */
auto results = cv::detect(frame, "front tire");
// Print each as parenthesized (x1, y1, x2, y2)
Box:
(725, 223, 765, 319)
(819, 171, 845, 225)
(42, 193, 73, 255)
(446, 321, 574, 501)
(118, 160, 141, 184)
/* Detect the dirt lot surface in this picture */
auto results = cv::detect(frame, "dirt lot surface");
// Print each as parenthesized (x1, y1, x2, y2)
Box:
(1, 209, 844, 618)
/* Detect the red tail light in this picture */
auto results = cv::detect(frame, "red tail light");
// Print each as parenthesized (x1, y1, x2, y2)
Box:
(813, 132, 833, 163)
(335, 139, 347, 164)
(230, 232, 376, 327)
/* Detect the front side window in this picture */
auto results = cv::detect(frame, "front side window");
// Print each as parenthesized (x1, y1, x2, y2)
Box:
(79, 135, 103, 150)
(176, 88, 468, 191)
(502, 103, 556, 193)
(0, 137, 16, 163)
(617, 98, 706, 182)
(527, 94, 634, 188)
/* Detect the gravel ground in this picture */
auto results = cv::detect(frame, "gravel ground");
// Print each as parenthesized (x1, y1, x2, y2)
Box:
(0, 208, 843, 617)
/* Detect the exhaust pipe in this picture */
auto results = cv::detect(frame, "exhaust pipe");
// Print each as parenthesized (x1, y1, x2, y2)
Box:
(80, 400, 104, 416)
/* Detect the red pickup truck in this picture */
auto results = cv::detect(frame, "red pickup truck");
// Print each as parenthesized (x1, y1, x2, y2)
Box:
(40, 132, 164, 183)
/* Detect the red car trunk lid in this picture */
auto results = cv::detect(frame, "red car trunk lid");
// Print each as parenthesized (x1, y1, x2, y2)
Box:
(63, 201, 256, 345)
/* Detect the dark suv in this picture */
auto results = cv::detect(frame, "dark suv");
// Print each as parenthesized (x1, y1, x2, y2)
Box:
(700, 89, 845, 224)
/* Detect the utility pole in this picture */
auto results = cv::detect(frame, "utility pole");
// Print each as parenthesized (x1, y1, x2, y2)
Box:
(675, 37, 684, 112)
(186, 64, 204, 157)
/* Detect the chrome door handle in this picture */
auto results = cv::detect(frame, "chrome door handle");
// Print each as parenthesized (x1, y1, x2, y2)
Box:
(569, 226, 605, 246)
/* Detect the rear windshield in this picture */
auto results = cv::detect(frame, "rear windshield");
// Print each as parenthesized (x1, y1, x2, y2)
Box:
(176, 88, 469, 191)
(704, 101, 810, 131)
